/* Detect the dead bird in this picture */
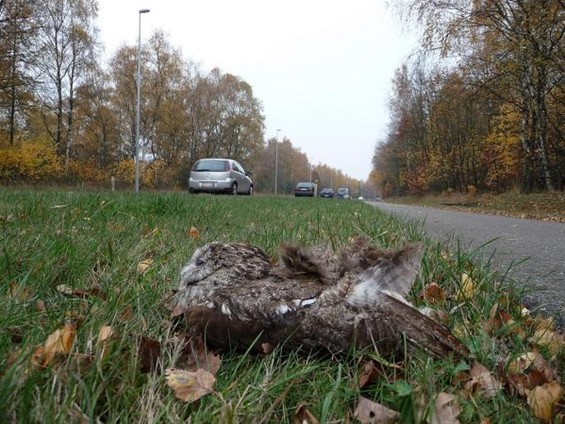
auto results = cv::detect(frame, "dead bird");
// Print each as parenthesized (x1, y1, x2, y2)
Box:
(172, 237, 469, 358)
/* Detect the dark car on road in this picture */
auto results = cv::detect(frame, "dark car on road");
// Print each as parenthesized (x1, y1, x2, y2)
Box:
(294, 181, 316, 197)
(319, 188, 334, 198)
(337, 187, 350, 199)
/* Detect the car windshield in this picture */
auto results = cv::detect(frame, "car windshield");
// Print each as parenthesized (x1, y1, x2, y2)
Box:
(193, 159, 229, 172)
(296, 182, 313, 188)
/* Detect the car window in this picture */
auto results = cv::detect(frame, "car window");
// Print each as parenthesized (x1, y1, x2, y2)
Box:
(193, 159, 229, 172)
(232, 162, 244, 174)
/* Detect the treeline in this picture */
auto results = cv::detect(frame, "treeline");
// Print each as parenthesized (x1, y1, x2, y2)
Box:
(372, 0, 565, 196)
(0, 0, 359, 192)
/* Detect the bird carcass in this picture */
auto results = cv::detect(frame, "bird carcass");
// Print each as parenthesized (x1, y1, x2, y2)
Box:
(172, 237, 469, 358)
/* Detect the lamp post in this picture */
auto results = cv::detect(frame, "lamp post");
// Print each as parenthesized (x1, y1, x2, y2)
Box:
(274, 128, 281, 195)
(135, 8, 150, 193)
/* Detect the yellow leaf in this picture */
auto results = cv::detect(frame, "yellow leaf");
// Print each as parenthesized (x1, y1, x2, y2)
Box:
(97, 326, 115, 344)
(188, 226, 201, 240)
(457, 273, 475, 301)
(527, 381, 564, 423)
(508, 352, 536, 374)
(33, 324, 76, 367)
(137, 259, 153, 274)
(165, 368, 216, 403)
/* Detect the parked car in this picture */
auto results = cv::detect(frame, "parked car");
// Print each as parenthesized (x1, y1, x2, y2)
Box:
(189, 158, 253, 195)
(336, 187, 350, 199)
(319, 188, 334, 198)
(294, 181, 316, 197)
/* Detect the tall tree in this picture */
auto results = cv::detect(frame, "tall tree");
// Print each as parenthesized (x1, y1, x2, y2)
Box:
(0, 0, 39, 144)
(33, 0, 98, 172)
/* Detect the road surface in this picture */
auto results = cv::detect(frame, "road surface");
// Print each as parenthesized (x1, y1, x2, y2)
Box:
(369, 201, 565, 327)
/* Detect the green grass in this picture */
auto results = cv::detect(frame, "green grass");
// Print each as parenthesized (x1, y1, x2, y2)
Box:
(0, 189, 562, 422)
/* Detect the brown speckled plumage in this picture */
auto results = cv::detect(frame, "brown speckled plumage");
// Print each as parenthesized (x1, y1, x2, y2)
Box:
(173, 237, 469, 358)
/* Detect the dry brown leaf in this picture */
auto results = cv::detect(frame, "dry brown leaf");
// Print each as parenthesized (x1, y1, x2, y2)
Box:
(97, 326, 114, 344)
(430, 392, 461, 424)
(420, 282, 445, 303)
(57, 284, 107, 300)
(32, 323, 76, 367)
(508, 352, 537, 374)
(529, 325, 565, 356)
(457, 273, 475, 301)
(120, 305, 134, 321)
(138, 336, 161, 374)
(464, 362, 501, 399)
(179, 335, 222, 375)
(8, 281, 31, 301)
(294, 403, 319, 424)
(188, 226, 201, 240)
(137, 259, 153, 275)
(36, 299, 47, 313)
(526, 381, 564, 423)
(165, 368, 216, 403)
(353, 397, 399, 424)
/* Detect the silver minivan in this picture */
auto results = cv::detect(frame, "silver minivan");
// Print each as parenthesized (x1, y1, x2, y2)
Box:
(188, 158, 254, 195)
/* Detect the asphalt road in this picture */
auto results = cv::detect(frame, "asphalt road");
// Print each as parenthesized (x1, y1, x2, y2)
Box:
(369, 201, 565, 327)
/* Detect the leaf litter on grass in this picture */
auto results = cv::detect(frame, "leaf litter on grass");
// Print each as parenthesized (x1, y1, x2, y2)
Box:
(1, 191, 564, 422)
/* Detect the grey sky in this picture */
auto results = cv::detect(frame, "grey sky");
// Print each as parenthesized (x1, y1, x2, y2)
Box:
(97, 0, 418, 180)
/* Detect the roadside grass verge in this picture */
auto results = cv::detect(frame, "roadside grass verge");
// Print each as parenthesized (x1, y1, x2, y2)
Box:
(0, 189, 563, 422)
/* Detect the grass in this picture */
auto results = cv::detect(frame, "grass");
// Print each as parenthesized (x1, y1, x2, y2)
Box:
(0, 189, 563, 423)
(387, 190, 565, 222)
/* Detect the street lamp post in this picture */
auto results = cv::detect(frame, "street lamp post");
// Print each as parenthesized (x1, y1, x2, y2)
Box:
(135, 8, 150, 193)
(274, 129, 281, 195)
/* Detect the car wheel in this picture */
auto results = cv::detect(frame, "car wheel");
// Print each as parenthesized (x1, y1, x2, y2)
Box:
(230, 183, 238, 195)
(189, 188, 198, 194)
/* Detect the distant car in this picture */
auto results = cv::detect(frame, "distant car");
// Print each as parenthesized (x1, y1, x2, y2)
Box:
(319, 188, 334, 198)
(189, 158, 253, 195)
(294, 181, 316, 197)
(336, 187, 350, 199)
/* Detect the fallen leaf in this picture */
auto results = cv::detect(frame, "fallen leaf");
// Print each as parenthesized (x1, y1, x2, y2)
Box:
(294, 403, 319, 424)
(97, 326, 115, 344)
(137, 259, 153, 275)
(36, 299, 47, 312)
(56, 284, 107, 300)
(165, 368, 216, 403)
(179, 335, 221, 375)
(464, 362, 501, 399)
(430, 392, 461, 424)
(457, 273, 475, 301)
(97, 326, 115, 360)
(138, 336, 161, 373)
(420, 282, 445, 303)
(188, 226, 201, 240)
(120, 305, 134, 321)
(354, 397, 399, 424)
(526, 381, 564, 423)
(8, 281, 31, 301)
(32, 323, 76, 367)
(508, 352, 536, 374)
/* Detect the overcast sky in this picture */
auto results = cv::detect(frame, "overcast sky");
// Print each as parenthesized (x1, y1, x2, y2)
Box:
(96, 0, 418, 180)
